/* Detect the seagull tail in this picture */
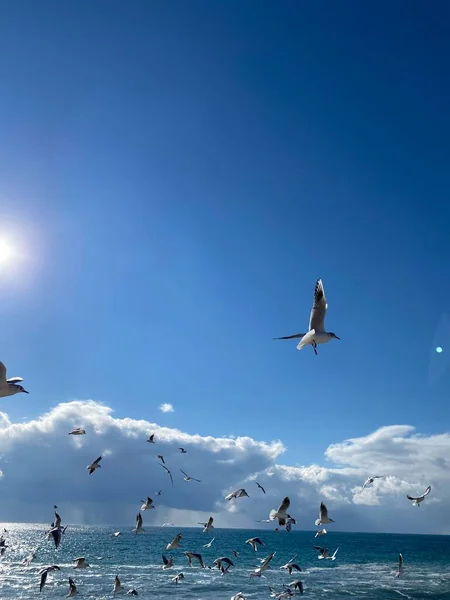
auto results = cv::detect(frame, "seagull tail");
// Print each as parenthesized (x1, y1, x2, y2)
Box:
(314, 519, 321, 526)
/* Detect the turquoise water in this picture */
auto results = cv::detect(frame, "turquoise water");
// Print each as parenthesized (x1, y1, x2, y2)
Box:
(0, 525, 449, 599)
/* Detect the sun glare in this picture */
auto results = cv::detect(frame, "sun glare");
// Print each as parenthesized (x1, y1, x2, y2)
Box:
(0, 239, 13, 264)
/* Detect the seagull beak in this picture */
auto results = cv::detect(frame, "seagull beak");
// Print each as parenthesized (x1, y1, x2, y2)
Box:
(334, 335, 340, 340)
(22, 389, 29, 394)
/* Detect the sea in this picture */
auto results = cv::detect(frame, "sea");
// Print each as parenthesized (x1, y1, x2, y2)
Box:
(0, 525, 449, 599)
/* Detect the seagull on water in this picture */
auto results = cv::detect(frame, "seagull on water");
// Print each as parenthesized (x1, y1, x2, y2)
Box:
(315, 529, 327, 538)
(198, 516, 214, 532)
(407, 485, 431, 506)
(255, 481, 266, 494)
(315, 502, 334, 526)
(203, 536, 216, 548)
(180, 469, 201, 482)
(159, 463, 174, 485)
(67, 577, 78, 597)
(171, 573, 185, 584)
(113, 575, 123, 594)
(166, 533, 182, 550)
(147, 434, 155, 444)
(39, 565, 60, 592)
(73, 557, 89, 569)
(133, 513, 144, 534)
(0, 360, 29, 397)
(225, 488, 249, 501)
(68, 428, 86, 436)
(162, 555, 175, 569)
(184, 551, 205, 568)
(269, 497, 293, 526)
(362, 475, 384, 490)
(86, 456, 102, 475)
(246, 537, 265, 551)
(396, 553, 404, 578)
(280, 555, 302, 574)
(273, 278, 340, 355)
(179, 447, 187, 453)
(140, 497, 155, 511)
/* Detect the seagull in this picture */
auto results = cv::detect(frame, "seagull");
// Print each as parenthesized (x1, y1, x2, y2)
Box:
(39, 565, 60, 592)
(203, 536, 216, 548)
(288, 580, 304, 594)
(315, 502, 334, 526)
(166, 533, 182, 550)
(245, 537, 265, 551)
(178, 447, 187, 453)
(68, 428, 86, 435)
(113, 575, 123, 594)
(54, 509, 62, 528)
(407, 485, 431, 506)
(73, 557, 89, 569)
(269, 586, 295, 599)
(147, 434, 155, 443)
(180, 469, 201, 482)
(269, 497, 292, 526)
(67, 577, 78, 597)
(225, 488, 249, 500)
(362, 475, 384, 490)
(0, 361, 29, 397)
(232, 550, 239, 558)
(280, 555, 302, 574)
(157, 455, 165, 464)
(162, 522, 174, 527)
(86, 456, 102, 475)
(213, 557, 234, 570)
(396, 553, 404, 577)
(133, 513, 144, 534)
(249, 551, 275, 577)
(171, 573, 185, 584)
(48, 526, 65, 549)
(159, 463, 174, 485)
(315, 529, 327, 538)
(127, 589, 138, 596)
(273, 278, 340, 355)
(22, 551, 36, 566)
(255, 481, 266, 494)
(231, 594, 247, 600)
(314, 546, 329, 559)
(156, 490, 162, 496)
(112, 532, 121, 537)
(198, 516, 214, 532)
(184, 551, 205, 568)
(162, 555, 175, 569)
(140, 497, 155, 511)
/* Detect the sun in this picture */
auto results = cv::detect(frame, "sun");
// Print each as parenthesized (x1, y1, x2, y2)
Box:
(0, 240, 13, 264)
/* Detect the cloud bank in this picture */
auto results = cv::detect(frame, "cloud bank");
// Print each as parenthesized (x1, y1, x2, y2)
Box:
(0, 401, 448, 534)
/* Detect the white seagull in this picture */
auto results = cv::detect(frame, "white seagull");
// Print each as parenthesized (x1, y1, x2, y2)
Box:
(273, 278, 340, 355)
(315, 502, 334, 526)
(73, 557, 90, 568)
(133, 513, 144, 534)
(315, 528, 327, 538)
(362, 475, 384, 490)
(113, 575, 123, 594)
(225, 488, 249, 501)
(67, 577, 78, 597)
(249, 551, 275, 577)
(269, 496, 292, 526)
(0, 360, 29, 397)
(86, 456, 102, 475)
(280, 555, 302, 574)
(407, 485, 431, 506)
(180, 469, 201, 482)
(245, 537, 265, 551)
(166, 533, 182, 550)
(162, 555, 175, 569)
(203, 536, 216, 548)
(171, 573, 185, 584)
(39, 565, 61, 592)
(140, 497, 155, 511)
(396, 553, 404, 578)
(198, 516, 214, 532)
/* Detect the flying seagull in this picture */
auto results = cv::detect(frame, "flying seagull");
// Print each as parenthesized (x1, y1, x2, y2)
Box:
(249, 551, 275, 577)
(156, 490, 162, 496)
(113, 575, 123, 594)
(203, 536, 216, 548)
(159, 463, 174, 485)
(23, 551, 37, 566)
(0, 360, 29, 397)
(184, 551, 205, 568)
(315, 502, 334, 526)
(112, 532, 121, 537)
(288, 581, 304, 595)
(245, 537, 265, 551)
(39, 565, 60, 592)
(73, 557, 90, 568)
(362, 475, 384, 490)
(255, 481, 266, 494)
(180, 469, 201, 482)
(67, 577, 78, 597)
(179, 447, 187, 453)
(314, 546, 329, 559)
(171, 573, 184, 584)
(213, 557, 234, 571)
(157, 455, 165, 464)
(315, 529, 327, 538)
(147, 434, 155, 443)
(140, 497, 155, 511)
(166, 533, 182, 550)
(198, 516, 214, 533)
(162, 555, 175, 569)
(407, 485, 431, 506)
(269, 496, 292, 526)
(273, 278, 340, 355)
(225, 488, 249, 501)
(86, 456, 102, 475)
(280, 555, 302, 574)
(396, 553, 404, 577)
(68, 428, 86, 436)
(133, 513, 144, 534)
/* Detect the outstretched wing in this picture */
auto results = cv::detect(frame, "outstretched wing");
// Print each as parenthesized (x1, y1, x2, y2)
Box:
(309, 278, 327, 332)
(319, 502, 329, 520)
(277, 496, 290, 514)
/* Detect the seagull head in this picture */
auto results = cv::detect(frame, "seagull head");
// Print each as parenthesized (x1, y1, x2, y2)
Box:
(329, 332, 340, 340)
(16, 385, 29, 394)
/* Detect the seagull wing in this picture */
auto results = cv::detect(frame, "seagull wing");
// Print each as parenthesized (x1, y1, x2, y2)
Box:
(0, 362, 6, 383)
(319, 502, 329, 520)
(313, 546, 325, 553)
(256, 482, 266, 494)
(93, 456, 102, 466)
(277, 496, 290, 514)
(40, 569, 48, 592)
(162, 555, 169, 565)
(136, 513, 143, 528)
(160, 463, 174, 485)
(7, 376, 23, 383)
(192, 553, 205, 568)
(191, 477, 201, 482)
(422, 485, 432, 498)
(180, 469, 189, 477)
(309, 278, 327, 332)
(207, 517, 214, 527)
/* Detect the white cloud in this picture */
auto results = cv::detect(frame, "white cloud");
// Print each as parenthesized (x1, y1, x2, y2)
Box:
(159, 403, 174, 413)
(0, 401, 448, 534)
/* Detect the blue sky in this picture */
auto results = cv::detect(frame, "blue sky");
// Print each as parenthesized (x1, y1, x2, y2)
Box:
(0, 0, 449, 477)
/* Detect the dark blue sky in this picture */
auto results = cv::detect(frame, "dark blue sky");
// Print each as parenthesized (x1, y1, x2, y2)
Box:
(0, 1, 449, 465)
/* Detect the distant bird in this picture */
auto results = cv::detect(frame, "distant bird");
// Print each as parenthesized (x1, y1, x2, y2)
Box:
(39, 565, 60, 592)
(225, 488, 249, 501)
(213, 557, 234, 570)
(73, 557, 89, 569)
(156, 490, 162, 496)
(407, 485, 431, 506)
(147, 434, 155, 444)
(67, 577, 78, 597)
(166, 533, 182, 550)
(68, 428, 86, 436)
(315, 502, 334, 526)
(362, 475, 384, 490)
(86, 456, 102, 475)
(184, 551, 205, 568)
(171, 573, 184, 584)
(269, 586, 295, 599)
(203, 536, 216, 548)
(133, 513, 144, 534)
(178, 447, 187, 453)
(127, 589, 138, 596)
(232, 550, 239, 558)
(113, 575, 123, 594)
(157, 455, 165, 464)
(245, 537, 265, 551)
(288, 581, 304, 594)
(396, 553, 404, 578)
(198, 516, 214, 533)
(280, 555, 302, 574)
(269, 496, 292, 526)
(249, 551, 275, 577)
(112, 532, 121, 537)
(159, 463, 174, 485)
(162, 522, 174, 527)
(180, 469, 201, 482)
(315, 529, 327, 538)
(0, 360, 29, 397)
(255, 481, 266, 494)
(140, 497, 155, 511)
(162, 555, 175, 569)
(273, 278, 340, 355)
(22, 551, 36, 566)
